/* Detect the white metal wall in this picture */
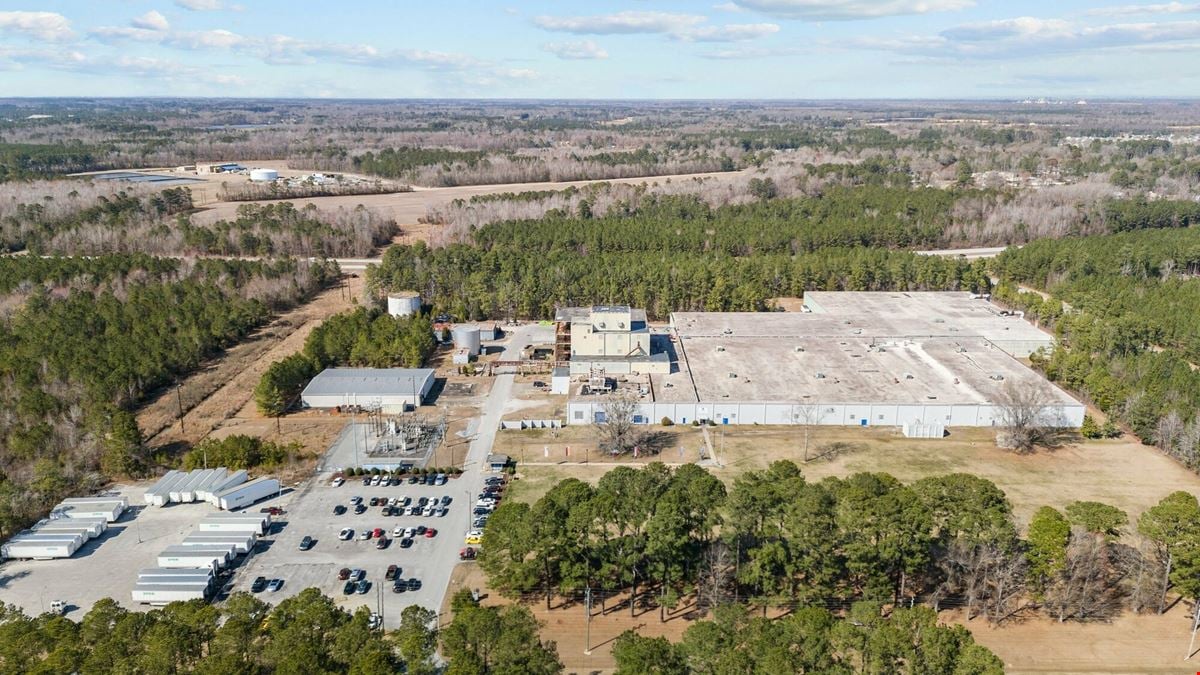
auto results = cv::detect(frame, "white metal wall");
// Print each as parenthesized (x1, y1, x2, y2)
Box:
(567, 400, 1085, 429)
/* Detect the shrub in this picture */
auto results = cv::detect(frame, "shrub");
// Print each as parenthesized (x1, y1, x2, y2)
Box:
(661, 416, 674, 426)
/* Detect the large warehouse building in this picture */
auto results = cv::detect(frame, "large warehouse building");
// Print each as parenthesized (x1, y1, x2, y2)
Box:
(566, 292, 1083, 430)
(301, 368, 435, 412)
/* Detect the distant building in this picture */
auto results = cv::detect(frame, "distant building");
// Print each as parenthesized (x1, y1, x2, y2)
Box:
(301, 368, 435, 412)
(196, 162, 243, 175)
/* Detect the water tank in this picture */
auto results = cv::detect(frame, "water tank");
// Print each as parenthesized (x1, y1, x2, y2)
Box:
(452, 325, 481, 355)
(249, 168, 278, 182)
(387, 291, 421, 317)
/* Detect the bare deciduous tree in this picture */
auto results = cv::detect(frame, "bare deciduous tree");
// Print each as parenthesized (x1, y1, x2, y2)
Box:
(995, 381, 1060, 453)
(598, 390, 642, 456)
(696, 541, 734, 612)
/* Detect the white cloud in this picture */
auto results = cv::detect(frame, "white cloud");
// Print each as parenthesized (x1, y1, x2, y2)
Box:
(175, 0, 225, 10)
(678, 23, 780, 41)
(0, 11, 74, 42)
(131, 10, 171, 32)
(542, 40, 609, 59)
(713, 2, 748, 11)
(534, 11, 706, 35)
(852, 16, 1200, 59)
(700, 45, 810, 58)
(732, 0, 974, 20)
(1088, 2, 1200, 16)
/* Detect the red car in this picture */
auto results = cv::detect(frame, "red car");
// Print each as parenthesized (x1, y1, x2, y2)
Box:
(372, 527, 384, 539)
(459, 547, 476, 560)
(424, 528, 437, 538)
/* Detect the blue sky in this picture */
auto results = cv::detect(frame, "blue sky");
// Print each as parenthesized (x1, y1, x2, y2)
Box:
(1, 1, 1199, 98)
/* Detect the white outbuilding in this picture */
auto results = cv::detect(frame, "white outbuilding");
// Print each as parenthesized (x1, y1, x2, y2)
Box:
(301, 367, 435, 413)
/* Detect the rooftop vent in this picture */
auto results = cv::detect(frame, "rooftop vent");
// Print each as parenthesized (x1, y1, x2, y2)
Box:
(599, 322, 606, 329)
(926, 395, 938, 400)
(990, 374, 1005, 381)
(904, 372, 914, 380)
(715, 346, 725, 352)
(794, 346, 805, 352)
(815, 372, 826, 379)
(728, 372, 738, 379)
(853, 329, 863, 335)
(956, 346, 967, 353)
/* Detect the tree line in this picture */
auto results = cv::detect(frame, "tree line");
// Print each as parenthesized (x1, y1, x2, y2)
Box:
(0, 587, 561, 675)
(0, 255, 337, 538)
(255, 307, 434, 416)
(481, 462, 1197, 628)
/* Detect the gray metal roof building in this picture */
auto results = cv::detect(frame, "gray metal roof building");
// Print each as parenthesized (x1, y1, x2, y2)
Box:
(301, 367, 435, 412)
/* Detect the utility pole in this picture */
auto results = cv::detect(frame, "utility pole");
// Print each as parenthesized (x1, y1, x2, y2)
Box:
(176, 383, 185, 433)
(584, 586, 593, 655)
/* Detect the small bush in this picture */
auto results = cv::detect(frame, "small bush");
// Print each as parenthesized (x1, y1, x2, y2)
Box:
(661, 417, 674, 426)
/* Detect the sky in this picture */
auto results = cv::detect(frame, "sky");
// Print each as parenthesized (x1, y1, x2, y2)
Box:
(1, 1, 1199, 98)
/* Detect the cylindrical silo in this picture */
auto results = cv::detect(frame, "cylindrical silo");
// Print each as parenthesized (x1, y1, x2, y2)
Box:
(452, 325, 481, 355)
(249, 168, 278, 182)
(387, 291, 421, 317)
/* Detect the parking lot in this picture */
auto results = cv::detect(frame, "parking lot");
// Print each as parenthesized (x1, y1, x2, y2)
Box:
(232, 467, 482, 627)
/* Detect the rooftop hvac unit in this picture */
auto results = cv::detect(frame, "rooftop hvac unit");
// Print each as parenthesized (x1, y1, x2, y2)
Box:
(853, 329, 862, 335)
(904, 372, 914, 380)
(727, 372, 737, 378)
(814, 372, 826, 379)
(794, 346, 805, 352)
(957, 346, 967, 353)
(715, 346, 725, 352)
(990, 374, 1005, 381)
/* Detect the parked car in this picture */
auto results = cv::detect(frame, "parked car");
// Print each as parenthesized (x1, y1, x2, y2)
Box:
(423, 505, 437, 517)
(369, 497, 379, 507)
(405, 506, 418, 516)
(473, 506, 493, 516)
(407, 578, 422, 591)
(356, 580, 370, 594)
(392, 580, 407, 593)
(401, 527, 414, 538)
(417, 497, 428, 507)
(350, 569, 365, 582)
(435, 473, 447, 485)
(381, 506, 393, 516)
(438, 507, 449, 518)
(424, 528, 437, 538)
(333, 504, 347, 516)
(371, 475, 382, 486)
(459, 547, 476, 560)
(473, 515, 489, 528)
(331, 477, 345, 488)
(440, 495, 452, 505)
(354, 504, 367, 515)
(349, 496, 363, 504)
(299, 535, 314, 551)
(267, 579, 284, 592)
(251, 576, 268, 592)
(476, 497, 496, 507)
(400, 537, 413, 549)
(362, 477, 371, 486)
(339, 528, 354, 541)
(376, 536, 389, 550)
(372, 527, 384, 538)
(414, 525, 426, 536)
(343, 581, 356, 595)
(484, 476, 505, 486)
(391, 526, 404, 538)
(407, 476, 419, 485)
(359, 530, 371, 541)
(368, 613, 382, 631)
(338, 568, 351, 580)
(385, 564, 399, 581)
(398, 495, 411, 506)
(464, 531, 482, 545)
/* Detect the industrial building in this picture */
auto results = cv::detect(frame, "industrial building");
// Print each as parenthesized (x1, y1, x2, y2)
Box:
(301, 367, 435, 412)
(565, 292, 1083, 431)
(555, 305, 670, 375)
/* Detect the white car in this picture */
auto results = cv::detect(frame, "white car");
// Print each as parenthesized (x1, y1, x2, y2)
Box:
(331, 477, 344, 488)
(338, 528, 354, 541)
(358, 530, 371, 541)
(405, 506, 418, 516)
(476, 498, 496, 508)
(389, 497, 400, 507)
(392, 526, 404, 538)
(402, 527, 415, 538)
(371, 475, 382, 486)
(437, 507, 449, 518)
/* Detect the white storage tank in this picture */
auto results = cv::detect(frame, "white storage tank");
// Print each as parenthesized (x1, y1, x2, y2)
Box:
(249, 168, 278, 182)
(387, 291, 421, 317)
(452, 325, 481, 355)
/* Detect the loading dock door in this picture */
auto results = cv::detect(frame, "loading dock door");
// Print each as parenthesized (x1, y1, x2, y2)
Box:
(860, 419, 868, 427)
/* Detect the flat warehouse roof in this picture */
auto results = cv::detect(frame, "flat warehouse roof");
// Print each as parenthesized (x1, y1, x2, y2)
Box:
(302, 368, 434, 398)
(672, 292, 1052, 347)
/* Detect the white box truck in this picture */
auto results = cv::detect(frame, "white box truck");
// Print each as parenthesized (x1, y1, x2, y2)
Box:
(1, 538, 81, 559)
(157, 546, 234, 570)
(139, 567, 214, 580)
(198, 513, 270, 535)
(34, 518, 106, 539)
(51, 502, 125, 522)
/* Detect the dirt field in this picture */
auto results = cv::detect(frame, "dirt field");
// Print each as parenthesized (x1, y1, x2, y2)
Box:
(190, 171, 741, 236)
(499, 425, 1200, 527)
(137, 275, 364, 456)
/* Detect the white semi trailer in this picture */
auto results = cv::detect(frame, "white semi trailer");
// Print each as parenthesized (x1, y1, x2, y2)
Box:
(214, 478, 279, 511)
(180, 533, 256, 554)
(131, 584, 208, 605)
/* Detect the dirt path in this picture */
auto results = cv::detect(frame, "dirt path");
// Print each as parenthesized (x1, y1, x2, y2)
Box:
(137, 276, 363, 451)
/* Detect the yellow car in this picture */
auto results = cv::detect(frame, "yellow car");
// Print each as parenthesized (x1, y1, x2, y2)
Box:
(464, 531, 483, 545)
